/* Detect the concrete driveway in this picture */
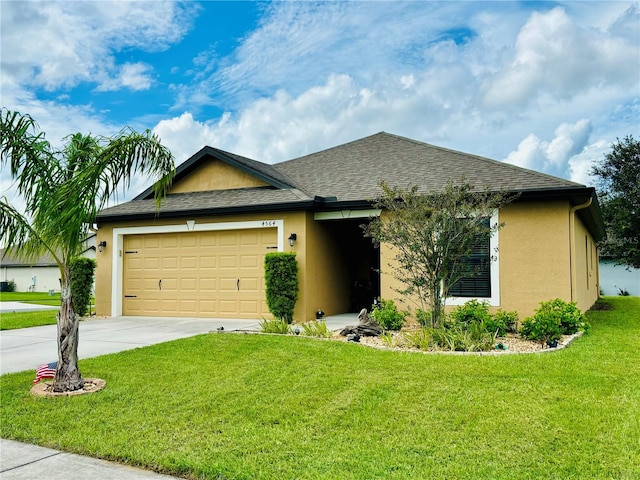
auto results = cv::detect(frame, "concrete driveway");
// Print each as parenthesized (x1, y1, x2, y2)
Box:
(0, 316, 262, 375)
(0, 314, 357, 375)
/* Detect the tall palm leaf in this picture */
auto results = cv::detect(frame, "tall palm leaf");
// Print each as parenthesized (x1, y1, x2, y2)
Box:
(0, 109, 175, 392)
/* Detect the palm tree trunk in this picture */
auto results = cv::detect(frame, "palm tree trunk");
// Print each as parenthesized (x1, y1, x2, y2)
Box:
(53, 272, 84, 392)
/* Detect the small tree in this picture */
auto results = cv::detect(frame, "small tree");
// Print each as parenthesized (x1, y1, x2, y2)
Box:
(365, 181, 512, 328)
(264, 252, 299, 323)
(1, 109, 175, 392)
(591, 135, 640, 269)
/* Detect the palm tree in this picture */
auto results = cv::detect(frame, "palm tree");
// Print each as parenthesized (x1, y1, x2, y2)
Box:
(1, 109, 175, 392)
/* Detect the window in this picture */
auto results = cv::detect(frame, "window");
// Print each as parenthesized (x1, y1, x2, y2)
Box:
(449, 218, 491, 298)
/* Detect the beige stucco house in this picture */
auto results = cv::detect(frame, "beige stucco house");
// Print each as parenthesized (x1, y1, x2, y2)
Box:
(95, 132, 604, 321)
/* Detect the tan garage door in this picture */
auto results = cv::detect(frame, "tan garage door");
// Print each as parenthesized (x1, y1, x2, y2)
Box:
(123, 228, 277, 318)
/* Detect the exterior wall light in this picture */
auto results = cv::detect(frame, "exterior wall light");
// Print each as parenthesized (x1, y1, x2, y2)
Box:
(98, 240, 107, 252)
(288, 233, 297, 247)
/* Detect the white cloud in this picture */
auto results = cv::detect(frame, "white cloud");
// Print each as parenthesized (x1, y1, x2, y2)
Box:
(482, 6, 639, 108)
(504, 119, 594, 181)
(0, 0, 196, 91)
(96, 63, 154, 92)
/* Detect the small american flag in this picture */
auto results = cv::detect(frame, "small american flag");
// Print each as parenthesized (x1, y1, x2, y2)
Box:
(33, 361, 57, 384)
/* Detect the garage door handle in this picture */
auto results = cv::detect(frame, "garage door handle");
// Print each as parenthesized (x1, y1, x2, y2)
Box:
(237, 278, 240, 291)
(159, 279, 162, 291)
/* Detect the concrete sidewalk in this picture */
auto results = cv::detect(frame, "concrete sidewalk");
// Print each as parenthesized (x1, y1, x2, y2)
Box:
(0, 439, 179, 479)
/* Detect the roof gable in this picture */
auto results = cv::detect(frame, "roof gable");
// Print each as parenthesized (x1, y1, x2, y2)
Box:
(135, 146, 295, 200)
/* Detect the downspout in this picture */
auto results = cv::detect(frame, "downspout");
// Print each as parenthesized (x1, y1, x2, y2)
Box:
(569, 197, 593, 302)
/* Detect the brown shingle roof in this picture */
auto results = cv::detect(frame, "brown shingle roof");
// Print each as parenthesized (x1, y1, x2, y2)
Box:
(98, 132, 594, 223)
(274, 132, 583, 201)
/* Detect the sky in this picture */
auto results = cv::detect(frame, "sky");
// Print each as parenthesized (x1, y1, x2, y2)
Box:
(1, 0, 639, 205)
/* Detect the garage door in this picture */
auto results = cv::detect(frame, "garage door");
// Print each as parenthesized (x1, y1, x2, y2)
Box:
(122, 228, 277, 318)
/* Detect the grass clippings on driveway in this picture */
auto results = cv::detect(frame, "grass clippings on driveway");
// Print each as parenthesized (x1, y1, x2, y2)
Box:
(1, 297, 639, 479)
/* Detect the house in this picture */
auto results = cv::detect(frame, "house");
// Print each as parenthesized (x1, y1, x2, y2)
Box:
(94, 132, 605, 321)
(1, 235, 96, 292)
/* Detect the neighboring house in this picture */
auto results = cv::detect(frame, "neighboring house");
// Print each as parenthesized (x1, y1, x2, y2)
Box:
(599, 259, 640, 296)
(1, 235, 96, 292)
(95, 132, 605, 321)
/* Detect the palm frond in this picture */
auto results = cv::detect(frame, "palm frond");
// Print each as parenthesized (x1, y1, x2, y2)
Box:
(0, 198, 62, 268)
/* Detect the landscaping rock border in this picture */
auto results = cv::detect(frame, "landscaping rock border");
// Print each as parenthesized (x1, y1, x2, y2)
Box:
(30, 378, 106, 398)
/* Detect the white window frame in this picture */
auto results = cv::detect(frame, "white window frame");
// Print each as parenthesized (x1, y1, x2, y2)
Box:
(446, 210, 500, 307)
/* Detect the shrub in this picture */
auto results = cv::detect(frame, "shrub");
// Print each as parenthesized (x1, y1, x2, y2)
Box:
(264, 252, 299, 323)
(449, 299, 492, 328)
(520, 315, 563, 346)
(370, 298, 408, 331)
(5, 280, 17, 292)
(520, 298, 589, 345)
(448, 300, 518, 338)
(300, 321, 332, 338)
(259, 318, 291, 334)
(487, 310, 519, 337)
(69, 257, 96, 317)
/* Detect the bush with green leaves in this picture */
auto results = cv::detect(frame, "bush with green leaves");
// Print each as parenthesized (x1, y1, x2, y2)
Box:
(264, 252, 299, 323)
(370, 298, 408, 331)
(69, 257, 96, 317)
(449, 300, 492, 327)
(486, 310, 519, 337)
(520, 298, 589, 345)
(447, 301, 519, 338)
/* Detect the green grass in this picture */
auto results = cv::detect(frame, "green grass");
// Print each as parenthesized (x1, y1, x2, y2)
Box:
(0, 291, 61, 305)
(0, 310, 58, 330)
(1, 297, 639, 479)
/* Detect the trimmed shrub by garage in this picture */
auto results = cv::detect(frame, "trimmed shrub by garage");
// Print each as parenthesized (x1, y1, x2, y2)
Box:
(69, 257, 96, 317)
(264, 252, 299, 323)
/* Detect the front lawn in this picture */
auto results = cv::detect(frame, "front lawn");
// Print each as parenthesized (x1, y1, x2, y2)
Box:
(0, 310, 58, 330)
(0, 291, 61, 305)
(1, 297, 638, 479)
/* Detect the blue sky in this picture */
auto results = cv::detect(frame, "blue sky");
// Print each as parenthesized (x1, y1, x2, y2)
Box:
(1, 1, 639, 202)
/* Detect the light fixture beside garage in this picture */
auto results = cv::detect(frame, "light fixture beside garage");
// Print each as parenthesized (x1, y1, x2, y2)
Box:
(288, 233, 297, 247)
(98, 241, 107, 252)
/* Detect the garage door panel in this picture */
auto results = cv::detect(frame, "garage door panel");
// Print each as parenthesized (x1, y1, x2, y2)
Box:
(240, 255, 259, 268)
(180, 256, 198, 269)
(219, 255, 237, 268)
(219, 300, 238, 313)
(219, 278, 238, 291)
(123, 227, 276, 318)
(200, 256, 217, 269)
(199, 278, 217, 290)
(240, 278, 258, 291)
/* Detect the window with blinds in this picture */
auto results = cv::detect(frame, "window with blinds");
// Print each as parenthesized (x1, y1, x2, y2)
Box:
(449, 219, 491, 298)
